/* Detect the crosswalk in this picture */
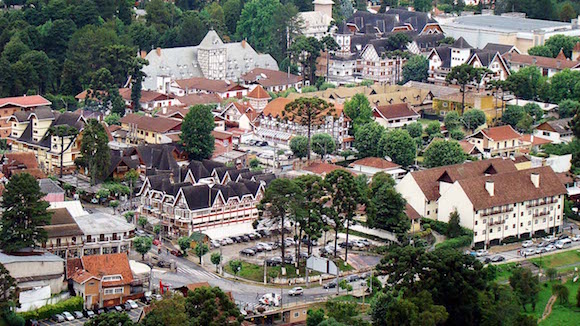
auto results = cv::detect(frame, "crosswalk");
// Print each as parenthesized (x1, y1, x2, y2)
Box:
(177, 265, 222, 280)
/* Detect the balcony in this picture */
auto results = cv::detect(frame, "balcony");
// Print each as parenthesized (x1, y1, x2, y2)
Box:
(533, 211, 551, 218)
(527, 198, 557, 209)
(480, 207, 514, 217)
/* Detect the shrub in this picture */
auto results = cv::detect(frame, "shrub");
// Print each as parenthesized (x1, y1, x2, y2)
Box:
(421, 218, 448, 235)
(20, 296, 83, 321)
(5, 311, 25, 326)
(435, 235, 473, 250)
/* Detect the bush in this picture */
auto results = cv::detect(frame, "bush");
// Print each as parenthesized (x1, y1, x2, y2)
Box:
(436, 235, 473, 250)
(5, 311, 25, 326)
(20, 296, 83, 321)
(421, 218, 448, 235)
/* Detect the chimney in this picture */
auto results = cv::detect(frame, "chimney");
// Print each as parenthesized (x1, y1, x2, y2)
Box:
(485, 180, 494, 196)
(156, 47, 161, 56)
(241, 40, 246, 49)
(531, 172, 540, 188)
(532, 57, 537, 65)
(557, 60, 562, 69)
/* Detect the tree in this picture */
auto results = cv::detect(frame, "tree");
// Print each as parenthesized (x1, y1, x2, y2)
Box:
(502, 105, 525, 127)
(283, 98, 334, 160)
(259, 178, 304, 268)
(141, 293, 188, 326)
(307, 308, 325, 326)
(194, 243, 209, 264)
(0, 263, 18, 313)
(439, 36, 456, 45)
(312, 133, 336, 158)
(325, 170, 361, 261)
(104, 113, 121, 126)
(450, 129, 465, 140)
(210, 253, 222, 272)
(124, 169, 139, 209)
(290, 136, 308, 160)
(134, 236, 152, 260)
(380, 129, 416, 166)
(447, 211, 462, 238)
(560, 2, 577, 22)
(479, 283, 522, 326)
(48, 125, 79, 178)
(528, 45, 553, 57)
(414, 0, 433, 12)
(138, 216, 148, 229)
(462, 109, 486, 131)
(444, 111, 462, 131)
(523, 102, 543, 122)
(425, 121, 441, 136)
(339, 279, 353, 294)
(223, 0, 242, 35)
(78, 119, 111, 185)
(343, 93, 373, 128)
(181, 105, 215, 160)
(0, 173, 51, 252)
(446, 64, 488, 114)
(290, 36, 324, 85)
(186, 286, 244, 325)
(548, 69, 580, 103)
(386, 33, 411, 51)
(325, 301, 360, 325)
(546, 267, 558, 281)
(368, 184, 409, 235)
(354, 122, 386, 158)
(424, 140, 467, 168)
(545, 34, 579, 59)
(85, 312, 134, 326)
(558, 99, 580, 118)
(509, 267, 540, 311)
(229, 260, 242, 278)
(505, 66, 545, 100)
(577, 286, 580, 307)
(176, 11, 207, 47)
(402, 55, 429, 83)
(294, 175, 325, 258)
(553, 283, 570, 305)
(178, 236, 191, 255)
(404, 122, 422, 138)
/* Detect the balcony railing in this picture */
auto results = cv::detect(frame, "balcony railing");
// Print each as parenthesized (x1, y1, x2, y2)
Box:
(481, 207, 514, 217)
(533, 211, 550, 218)
(527, 198, 557, 209)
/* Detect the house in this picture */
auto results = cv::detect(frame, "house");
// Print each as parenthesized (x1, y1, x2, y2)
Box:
(395, 157, 518, 220)
(458, 140, 483, 158)
(240, 68, 303, 92)
(0, 250, 66, 312)
(482, 43, 520, 55)
(40, 178, 65, 202)
(143, 30, 277, 91)
(302, 162, 352, 177)
(0, 95, 51, 139)
(431, 91, 503, 119)
(67, 253, 135, 309)
(2, 152, 46, 179)
(372, 103, 420, 128)
(503, 52, 580, 78)
(173, 93, 222, 109)
(118, 88, 179, 111)
(117, 114, 182, 145)
(466, 125, 524, 158)
(298, 0, 334, 39)
(439, 13, 580, 53)
(42, 207, 84, 258)
(346, 9, 443, 35)
(437, 166, 566, 248)
(220, 102, 258, 131)
(169, 77, 248, 99)
(519, 134, 553, 153)
(246, 85, 271, 112)
(8, 108, 85, 175)
(349, 157, 407, 180)
(258, 98, 352, 149)
(558, 172, 580, 201)
(107, 148, 141, 180)
(534, 118, 574, 143)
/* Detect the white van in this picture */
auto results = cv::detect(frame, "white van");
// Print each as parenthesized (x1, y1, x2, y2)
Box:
(555, 238, 572, 249)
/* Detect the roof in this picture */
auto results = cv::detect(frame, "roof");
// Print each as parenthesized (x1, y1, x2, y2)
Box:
(118, 88, 173, 103)
(174, 78, 244, 94)
(458, 140, 481, 155)
(3, 152, 39, 169)
(262, 97, 293, 118)
(403, 81, 459, 98)
(409, 158, 518, 201)
(247, 85, 271, 100)
(482, 43, 519, 55)
(350, 157, 400, 170)
(240, 68, 302, 88)
(302, 162, 352, 176)
(444, 14, 574, 33)
(373, 103, 419, 120)
(78, 253, 133, 286)
(557, 172, 575, 185)
(458, 166, 567, 210)
(347, 9, 437, 35)
(211, 130, 233, 140)
(536, 118, 573, 135)
(0, 95, 51, 108)
(0, 250, 64, 265)
(503, 52, 580, 70)
(73, 212, 135, 235)
(44, 207, 83, 238)
(39, 178, 64, 194)
(120, 114, 181, 133)
(405, 203, 421, 221)
(519, 134, 552, 146)
(177, 93, 222, 107)
(476, 125, 522, 141)
(452, 37, 472, 49)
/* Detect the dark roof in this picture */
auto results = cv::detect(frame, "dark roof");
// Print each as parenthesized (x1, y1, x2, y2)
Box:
(252, 173, 276, 185)
(452, 37, 472, 49)
(537, 118, 573, 135)
(347, 9, 437, 35)
(483, 43, 517, 55)
(374, 103, 419, 119)
(137, 144, 179, 172)
(39, 179, 64, 194)
(182, 184, 211, 210)
(44, 208, 83, 238)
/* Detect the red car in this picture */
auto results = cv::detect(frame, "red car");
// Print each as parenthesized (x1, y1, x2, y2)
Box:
(170, 250, 183, 257)
(153, 239, 162, 246)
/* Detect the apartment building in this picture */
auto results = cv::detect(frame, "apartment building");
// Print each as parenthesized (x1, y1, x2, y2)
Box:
(466, 125, 524, 158)
(117, 113, 181, 145)
(0, 95, 51, 139)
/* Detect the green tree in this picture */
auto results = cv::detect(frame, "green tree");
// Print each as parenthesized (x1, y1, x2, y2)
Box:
(462, 109, 486, 131)
(311, 133, 336, 158)
(425, 121, 441, 136)
(478, 283, 522, 326)
(560, 2, 577, 22)
(134, 236, 152, 260)
(439, 36, 456, 45)
(77, 119, 111, 185)
(444, 111, 462, 131)
(354, 122, 386, 158)
(306, 308, 325, 326)
(523, 102, 543, 122)
(424, 140, 467, 168)
(548, 69, 580, 103)
(141, 293, 188, 326)
(505, 66, 545, 100)
(229, 260, 242, 278)
(0, 262, 18, 313)
(545, 34, 579, 59)
(145, 0, 173, 31)
(406, 122, 423, 138)
(210, 252, 221, 272)
(577, 286, 580, 307)
(343, 93, 373, 128)
(325, 301, 360, 324)
(447, 211, 462, 238)
(138, 216, 148, 229)
(283, 98, 334, 160)
(558, 99, 580, 118)
(177, 11, 207, 47)
(181, 105, 215, 160)
(446, 64, 488, 114)
(104, 113, 121, 126)
(414, 0, 433, 12)
(402, 55, 429, 83)
(339, 279, 353, 294)
(0, 173, 51, 252)
(528, 45, 553, 57)
(178, 236, 191, 255)
(186, 286, 244, 325)
(368, 184, 409, 235)
(290, 136, 309, 160)
(502, 105, 525, 127)
(509, 267, 540, 311)
(553, 283, 570, 304)
(85, 312, 134, 326)
(380, 129, 415, 166)
(450, 129, 465, 140)
(386, 33, 411, 51)
(194, 243, 209, 264)
(294, 175, 325, 258)
(516, 114, 534, 133)
(223, 0, 242, 35)
(290, 36, 325, 84)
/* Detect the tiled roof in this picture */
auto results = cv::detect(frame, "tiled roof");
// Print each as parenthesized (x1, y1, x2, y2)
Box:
(536, 118, 573, 135)
(503, 52, 580, 70)
(458, 166, 567, 210)
(405, 203, 421, 220)
(178, 93, 222, 107)
(211, 130, 233, 140)
(174, 78, 244, 94)
(4, 152, 39, 169)
(373, 103, 419, 120)
(478, 125, 522, 141)
(80, 253, 133, 287)
(120, 114, 181, 133)
(262, 98, 293, 118)
(44, 207, 83, 238)
(458, 140, 480, 155)
(350, 157, 400, 170)
(39, 178, 64, 194)
(410, 158, 518, 201)
(247, 85, 271, 99)
(118, 88, 173, 103)
(240, 68, 302, 87)
(519, 134, 552, 146)
(0, 95, 51, 108)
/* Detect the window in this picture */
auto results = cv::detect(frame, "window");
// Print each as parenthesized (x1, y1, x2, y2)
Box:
(535, 219, 538, 224)
(104, 287, 124, 295)
(513, 224, 516, 229)
(483, 219, 487, 224)
(490, 228, 493, 233)
(474, 232, 478, 236)
(103, 275, 123, 282)
(475, 220, 478, 226)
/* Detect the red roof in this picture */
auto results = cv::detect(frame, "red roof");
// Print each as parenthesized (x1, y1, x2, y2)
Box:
(479, 125, 521, 141)
(350, 157, 400, 170)
(247, 86, 271, 100)
(120, 113, 181, 133)
(303, 162, 353, 176)
(0, 95, 51, 108)
(77, 253, 133, 287)
(519, 134, 552, 146)
(211, 130, 233, 140)
(373, 103, 419, 120)
(4, 152, 39, 169)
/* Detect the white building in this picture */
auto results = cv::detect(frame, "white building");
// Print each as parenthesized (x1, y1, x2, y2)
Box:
(372, 103, 420, 129)
(298, 0, 334, 39)
(349, 157, 407, 180)
(534, 118, 574, 144)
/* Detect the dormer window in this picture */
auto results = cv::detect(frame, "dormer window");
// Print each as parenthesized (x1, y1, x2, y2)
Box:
(102, 275, 123, 282)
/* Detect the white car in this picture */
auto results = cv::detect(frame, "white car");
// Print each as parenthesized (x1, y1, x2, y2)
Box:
(257, 242, 273, 251)
(543, 235, 556, 242)
(522, 240, 534, 248)
(571, 235, 580, 242)
(127, 300, 139, 309)
(288, 287, 304, 296)
(476, 249, 489, 257)
(259, 293, 281, 306)
(521, 248, 536, 257)
(544, 244, 556, 252)
(210, 240, 220, 248)
(62, 311, 75, 321)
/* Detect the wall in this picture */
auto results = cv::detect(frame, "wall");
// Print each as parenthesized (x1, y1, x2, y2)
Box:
(395, 174, 427, 217)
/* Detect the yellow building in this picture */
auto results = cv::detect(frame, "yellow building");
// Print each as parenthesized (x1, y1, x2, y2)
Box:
(8, 107, 85, 175)
(117, 114, 182, 145)
(432, 91, 504, 122)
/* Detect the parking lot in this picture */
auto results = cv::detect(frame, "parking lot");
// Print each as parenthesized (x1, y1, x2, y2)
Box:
(38, 301, 145, 325)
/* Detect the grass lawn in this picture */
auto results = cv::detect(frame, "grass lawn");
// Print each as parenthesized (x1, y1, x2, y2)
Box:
(224, 260, 353, 283)
(539, 280, 580, 325)
(529, 250, 580, 269)
(493, 262, 518, 283)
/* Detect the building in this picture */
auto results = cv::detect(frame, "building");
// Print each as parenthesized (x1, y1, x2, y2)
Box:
(503, 52, 580, 78)
(298, 0, 334, 39)
(372, 103, 420, 128)
(138, 160, 275, 237)
(118, 88, 179, 111)
(117, 114, 182, 145)
(301, 162, 352, 177)
(40, 178, 65, 202)
(534, 118, 574, 144)
(346, 9, 443, 35)
(458, 140, 483, 158)
(466, 125, 524, 158)
(8, 108, 85, 174)
(349, 157, 407, 180)
(240, 68, 303, 92)
(0, 95, 51, 139)
(439, 13, 580, 53)
(169, 77, 248, 99)
(67, 253, 135, 309)
(437, 166, 566, 248)
(220, 102, 258, 131)
(1, 152, 46, 179)
(431, 91, 503, 119)
(142, 30, 278, 91)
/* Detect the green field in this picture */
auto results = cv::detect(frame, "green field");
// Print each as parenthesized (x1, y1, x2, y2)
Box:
(538, 280, 580, 325)
(529, 250, 580, 269)
(224, 259, 353, 283)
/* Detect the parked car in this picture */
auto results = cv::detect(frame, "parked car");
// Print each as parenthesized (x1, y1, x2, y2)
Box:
(284, 256, 294, 264)
(346, 275, 360, 282)
(170, 250, 183, 257)
(521, 248, 536, 257)
(52, 314, 65, 323)
(544, 244, 557, 252)
(114, 305, 124, 312)
(124, 302, 132, 311)
(153, 239, 162, 246)
(248, 233, 258, 240)
(95, 308, 106, 315)
(73, 311, 84, 319)
(157, 260, 171, 268)
(135, 230, 146, 237)
(240, 248, 256, 256)
(555, 238, 572, 249)
(323, 281, 337, 289)
(127, 300, 139, 309)
(543, 235, 556, 242)
(220, 239, 229, 246)
(558, 234, 569, 240)
(27, 319, 39, 326)
(257, 242, 272, 251)
(210, 240, 220, 248)
(536, 241, 549, 248)
(288, 287, 304, 296)
(522, 240, 534, 248)
(62, 312, 74, 321)
(534, 247, 546, 254)
(266, 257, 283, 266)
(225, 238, 234, 245)
(299, 252, 309, 259)
(84, 310, 95, 318)
(284, 238, 295, 245)
(141, 295, 152, 304)
(251, 245, 264, 253)
(571, 235, 580, 242)
(476, 249, 489, 257)
(491, 255, 505, 263)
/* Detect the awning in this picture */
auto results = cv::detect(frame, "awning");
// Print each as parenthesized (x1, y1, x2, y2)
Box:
(201, 222, 255, 240)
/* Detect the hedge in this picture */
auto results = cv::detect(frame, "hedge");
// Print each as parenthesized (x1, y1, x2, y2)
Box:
(4, 312, 24, 326)
(435, 235, 473, 250)
(421, 218, 448, 235)
(19, 296, 83, 321)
